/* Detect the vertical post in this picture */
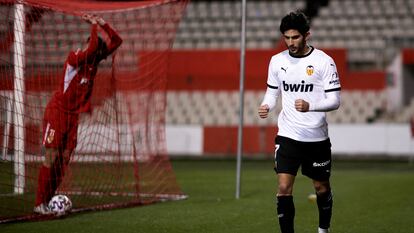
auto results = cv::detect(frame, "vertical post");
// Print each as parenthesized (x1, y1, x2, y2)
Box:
(410, 117, 414, 164)
(235, 0, 246, 199)
(13, 2, 25, 194)
(2, 92, 13, 161)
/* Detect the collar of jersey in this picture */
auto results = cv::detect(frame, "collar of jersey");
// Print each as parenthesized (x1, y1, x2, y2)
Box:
(289, 46, 314, 58)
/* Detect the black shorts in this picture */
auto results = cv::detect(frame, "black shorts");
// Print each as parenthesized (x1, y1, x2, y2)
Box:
(274, 135, 332, 181)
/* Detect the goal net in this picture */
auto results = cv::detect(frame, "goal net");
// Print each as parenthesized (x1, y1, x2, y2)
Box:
(0, 0, 188, 222)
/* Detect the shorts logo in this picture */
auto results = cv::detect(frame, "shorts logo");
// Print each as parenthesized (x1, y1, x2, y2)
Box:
(306, 65, 314, 76)
(312, 160, 330, 167)
(47, 129, 55, 144)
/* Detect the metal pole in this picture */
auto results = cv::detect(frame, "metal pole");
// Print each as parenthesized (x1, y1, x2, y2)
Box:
(2, 92, 12, 161)
(236, 0, 246, 199)
(13, 2, 25, 194)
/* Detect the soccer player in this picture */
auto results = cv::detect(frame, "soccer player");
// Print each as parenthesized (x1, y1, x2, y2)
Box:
(258, 11, 341, 233)
(34, 14, 122, 214)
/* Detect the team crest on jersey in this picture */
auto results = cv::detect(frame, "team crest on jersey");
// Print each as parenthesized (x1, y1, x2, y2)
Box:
(306, 65, 314, 76)
(47, 129, 55, 144)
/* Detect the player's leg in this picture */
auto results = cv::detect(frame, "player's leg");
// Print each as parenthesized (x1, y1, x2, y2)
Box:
(50, 148, 73, 195)
(34, 106, 64, 214)
(49, 114, 77, 199)
(34, 147, 59, 214)
(301, 138, 333, 233)
(313, 180, 332, 233)
(35, 120, 57, 208)
(277, 173, 296, 233)
(274, 136, 301, 233)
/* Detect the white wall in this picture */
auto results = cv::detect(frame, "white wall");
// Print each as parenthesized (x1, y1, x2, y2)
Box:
(166, 125, 203, 156)
(73, 124, 414, 157)
(329, 123, 414, 157)
(165, 124, 414, 157)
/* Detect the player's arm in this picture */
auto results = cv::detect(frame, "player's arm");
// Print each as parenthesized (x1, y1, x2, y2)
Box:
(310, 90, 340, 112)
(296, 57, 341, 112)
(295, 91, 340, 112)
(67, 14, 99, 65)
(259, 58, 280, 118)
(259, 84, 280, 118)
(96, 16, 123, 56)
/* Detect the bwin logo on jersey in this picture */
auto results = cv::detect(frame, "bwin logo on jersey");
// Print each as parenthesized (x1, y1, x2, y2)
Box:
(282, 80, 314, 92)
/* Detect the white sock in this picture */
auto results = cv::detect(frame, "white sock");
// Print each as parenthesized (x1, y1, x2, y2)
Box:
(318, 227, 329, 233)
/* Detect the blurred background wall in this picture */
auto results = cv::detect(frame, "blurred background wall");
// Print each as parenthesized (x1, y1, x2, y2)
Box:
(165, 0, 414, 159)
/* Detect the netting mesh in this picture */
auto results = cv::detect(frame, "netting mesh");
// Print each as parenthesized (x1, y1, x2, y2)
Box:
(0, 0, 188, 222)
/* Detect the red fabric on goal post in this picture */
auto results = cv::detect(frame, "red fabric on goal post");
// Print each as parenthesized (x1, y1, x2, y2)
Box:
(0, 0, 188, 222)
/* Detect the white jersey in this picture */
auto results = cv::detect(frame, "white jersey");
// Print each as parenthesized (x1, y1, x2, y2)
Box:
(266, 47, 341, 142)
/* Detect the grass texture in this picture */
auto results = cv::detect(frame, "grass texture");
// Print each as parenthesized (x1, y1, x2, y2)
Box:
(1, 159, 414, 233)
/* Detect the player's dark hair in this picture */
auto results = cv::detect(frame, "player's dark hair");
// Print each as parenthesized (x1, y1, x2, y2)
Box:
(96, 36, 108, 60)
(86, 36, 109, 62)
(279, 11, 310, 35)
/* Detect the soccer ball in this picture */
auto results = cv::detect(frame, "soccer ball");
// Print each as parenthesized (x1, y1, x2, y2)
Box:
(48, 194, 72, 215)
(307, 193, 317, 202)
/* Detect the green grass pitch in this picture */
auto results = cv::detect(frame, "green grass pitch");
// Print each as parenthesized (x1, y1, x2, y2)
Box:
(1, 159, 414, 233)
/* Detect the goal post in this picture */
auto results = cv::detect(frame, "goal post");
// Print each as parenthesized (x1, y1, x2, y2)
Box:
(13, 1, 25, 195)
(0, 0, 188, 222)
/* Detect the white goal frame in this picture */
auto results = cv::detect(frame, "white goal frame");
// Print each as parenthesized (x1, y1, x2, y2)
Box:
(12, 2, 25, 194)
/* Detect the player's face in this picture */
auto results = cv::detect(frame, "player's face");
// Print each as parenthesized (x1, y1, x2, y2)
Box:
(283, 29, 309, 56)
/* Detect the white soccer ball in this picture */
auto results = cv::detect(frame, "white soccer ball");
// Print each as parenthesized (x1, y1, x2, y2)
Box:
(48, 194, 72, 215)
(308, 193, 317, 202)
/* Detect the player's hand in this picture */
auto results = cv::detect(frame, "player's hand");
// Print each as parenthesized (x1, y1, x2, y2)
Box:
(258, 104, 270, 118)
(95, 16, 106, 26)
(82, 14, 97, 24)
(295, 99, 309, 112)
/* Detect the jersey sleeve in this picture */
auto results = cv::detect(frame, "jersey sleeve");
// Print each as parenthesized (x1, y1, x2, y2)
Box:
(322, 57, 341, 93)
(261, 57, 281, 110)
(67, 24, 98, 65)
(309, 91, 340, 112)
(100, 23, 123, 57)
(308, 56, 341, 112)
(266, 57, 280, 90)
